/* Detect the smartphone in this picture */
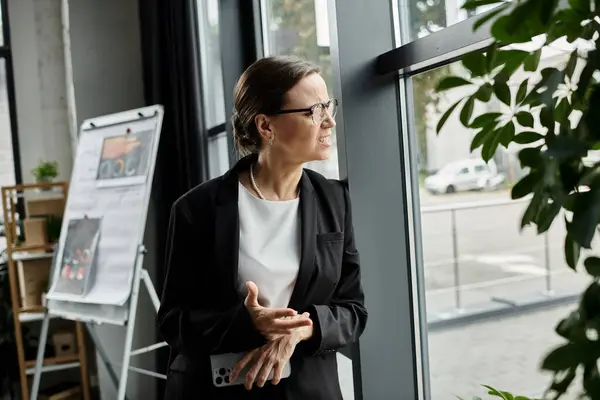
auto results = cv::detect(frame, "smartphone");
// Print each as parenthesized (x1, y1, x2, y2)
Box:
(209, 352, 291, 387)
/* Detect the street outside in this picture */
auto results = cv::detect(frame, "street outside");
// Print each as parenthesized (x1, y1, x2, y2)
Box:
(333, 187, 588, 400)
(418, 187, 589, 318)
(419, 187, 588, 399)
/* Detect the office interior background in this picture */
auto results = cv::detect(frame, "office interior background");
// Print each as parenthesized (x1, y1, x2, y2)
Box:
(0, 0, 595, 399)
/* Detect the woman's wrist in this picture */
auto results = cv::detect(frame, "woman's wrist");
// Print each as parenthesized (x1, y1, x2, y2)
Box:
(295, 325, 314, 343)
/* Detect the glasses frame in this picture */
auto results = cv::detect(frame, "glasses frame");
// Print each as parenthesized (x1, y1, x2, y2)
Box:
(275, 98, 338, 125)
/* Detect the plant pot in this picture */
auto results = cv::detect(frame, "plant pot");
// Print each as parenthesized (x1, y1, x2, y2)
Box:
(36, 177, 55, 191)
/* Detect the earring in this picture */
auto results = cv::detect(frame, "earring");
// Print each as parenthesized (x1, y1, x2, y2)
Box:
(269, 136, 274, 146)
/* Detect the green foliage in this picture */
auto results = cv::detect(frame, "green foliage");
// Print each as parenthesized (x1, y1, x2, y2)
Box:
(31, 160, 59, 182)
(435, 0, 600, 398)
(456, 384, 539, 400)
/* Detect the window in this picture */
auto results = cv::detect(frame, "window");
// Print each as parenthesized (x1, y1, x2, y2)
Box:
(402, 0, 502, 42)
(261, 0, 339, 179)
(409, 33, 589, 400)
(208, 132, 230, 179)
(197, 0, 226, 128)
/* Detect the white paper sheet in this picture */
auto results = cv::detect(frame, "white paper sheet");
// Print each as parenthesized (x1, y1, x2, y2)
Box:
(46, 109, 161, 307)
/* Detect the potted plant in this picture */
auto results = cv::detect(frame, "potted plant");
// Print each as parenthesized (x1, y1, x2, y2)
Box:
(435, 0, 600, 398)
(31, 160, 59, 184)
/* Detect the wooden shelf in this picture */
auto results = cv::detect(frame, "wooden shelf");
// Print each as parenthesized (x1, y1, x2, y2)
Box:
(2, 181, 88, 400)
(24, 354, 79, 369)
(10, 244, 55, 253)
(12, 251, 54, 262)
(19, 306, 46, 313)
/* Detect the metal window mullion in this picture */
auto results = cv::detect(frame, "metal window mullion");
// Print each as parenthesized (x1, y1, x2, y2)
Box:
(328, 0, 421, 398)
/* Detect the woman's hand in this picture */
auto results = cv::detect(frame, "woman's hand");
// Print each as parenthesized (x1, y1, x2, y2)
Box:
(230, 325, 312, 390)
(244, 281, 312, 340)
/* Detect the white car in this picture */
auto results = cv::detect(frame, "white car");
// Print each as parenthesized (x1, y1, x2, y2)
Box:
(424, 159, 505, 194)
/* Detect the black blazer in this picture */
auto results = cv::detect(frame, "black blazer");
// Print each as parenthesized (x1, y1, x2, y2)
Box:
(158, 154, 368, 400)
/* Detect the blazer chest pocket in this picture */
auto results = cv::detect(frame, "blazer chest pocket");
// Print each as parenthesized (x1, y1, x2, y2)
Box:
(315, 232, 344, 286)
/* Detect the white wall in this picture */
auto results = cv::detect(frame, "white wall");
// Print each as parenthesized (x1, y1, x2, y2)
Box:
(8, 0, 158, 399)
(8, 0, 73, 183)
(65, 1, 156, 400)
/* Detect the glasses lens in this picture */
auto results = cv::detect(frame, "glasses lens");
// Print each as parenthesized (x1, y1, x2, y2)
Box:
(312, 101, 337, 125)
(327, 100, 337, 119)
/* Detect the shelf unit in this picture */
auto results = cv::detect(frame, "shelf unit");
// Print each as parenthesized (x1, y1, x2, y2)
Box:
(1, 182, 90, 400)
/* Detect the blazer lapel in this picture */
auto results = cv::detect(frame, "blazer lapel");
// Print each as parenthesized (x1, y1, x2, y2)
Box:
(287, 171, 317, 311)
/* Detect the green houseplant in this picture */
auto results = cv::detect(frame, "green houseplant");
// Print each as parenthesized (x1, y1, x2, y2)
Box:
(31, 160, 59, 184)
(434, 0, 600, 398)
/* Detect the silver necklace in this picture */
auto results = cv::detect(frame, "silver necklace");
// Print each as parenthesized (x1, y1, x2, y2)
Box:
(249, 164, 266, 200)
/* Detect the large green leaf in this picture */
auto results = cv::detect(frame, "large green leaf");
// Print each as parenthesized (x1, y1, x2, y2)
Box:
(494, 80, 511, 106)
(568, 190, 600, 248)
(518, 147, 542, 168)
(569, 0, 591, 15)
(584, 87, 600, 139)
(556, 311, 583, 340)
(548, 9, 585, 43)
(499, 121, 516, 147)
(546, 136, 589, 160)
(511, 173, 538, 199)
(565, 231, 582, 270)
(491, 15, 535, 43)
(436, 100, 462, 133)
(584, 257, 600, 277)
(436, 76, 472, 92)
(516, 112, 534, 128)
(463, 0, 506, 8)
(539, 68, 565, 109)
(475, 83, 494, 102)
(524, 49, 542, 72)
(541, 341, 599, 371)
(537, 199, 562, 234)
(460, 97, 475, 125)
(473, 6, 508, 31)
(521, 190, 545, 228)
(470, 126, 495, 151)
(462, 52, 487, 77)
(514, 131, 543, 144)
(565, 51, 578, 78)
(482, 129, 502, 161)
(471, 113, 502, 129)
(548, 367, 577, 395)
(516, 79, 529, 104)
(580, 282, 600, 320)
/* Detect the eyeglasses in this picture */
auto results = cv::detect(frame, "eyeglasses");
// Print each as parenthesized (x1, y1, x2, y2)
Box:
(275, 98, 338, 125)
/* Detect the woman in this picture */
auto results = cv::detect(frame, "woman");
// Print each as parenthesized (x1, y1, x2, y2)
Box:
(158, 55, 367, 399)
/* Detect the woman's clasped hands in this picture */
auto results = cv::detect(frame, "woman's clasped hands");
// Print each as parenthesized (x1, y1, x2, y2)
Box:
(230, 281, 313, 390)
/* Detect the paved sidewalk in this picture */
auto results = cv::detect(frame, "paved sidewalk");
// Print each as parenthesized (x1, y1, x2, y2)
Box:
(429, 303, 580, 400)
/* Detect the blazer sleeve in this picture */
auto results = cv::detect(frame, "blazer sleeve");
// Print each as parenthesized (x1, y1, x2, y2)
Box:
(298, 182, 368, 355)
(157, 199, 265, 358)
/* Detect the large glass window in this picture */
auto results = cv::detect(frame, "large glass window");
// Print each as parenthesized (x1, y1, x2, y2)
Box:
(408, 29, 589, 400)
(197, 0, 226, 128)
(262, 0, 339, 179)
(0, 59, 14, 190)
(402, 0, 501, 42)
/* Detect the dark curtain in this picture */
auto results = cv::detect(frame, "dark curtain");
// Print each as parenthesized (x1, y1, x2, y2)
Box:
(137, 0, 208, 396)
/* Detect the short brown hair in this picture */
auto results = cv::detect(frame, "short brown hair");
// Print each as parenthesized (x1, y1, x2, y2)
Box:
(232, 55, 320, 155)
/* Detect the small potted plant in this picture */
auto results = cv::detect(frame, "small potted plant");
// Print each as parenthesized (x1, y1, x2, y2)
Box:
(31, 160, 59, 185)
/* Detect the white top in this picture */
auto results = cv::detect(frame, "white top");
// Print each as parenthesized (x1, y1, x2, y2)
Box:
(237, 183, 301, 308)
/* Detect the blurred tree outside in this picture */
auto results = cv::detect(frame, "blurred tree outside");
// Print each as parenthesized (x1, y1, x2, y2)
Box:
(267, 0, 332, 90)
